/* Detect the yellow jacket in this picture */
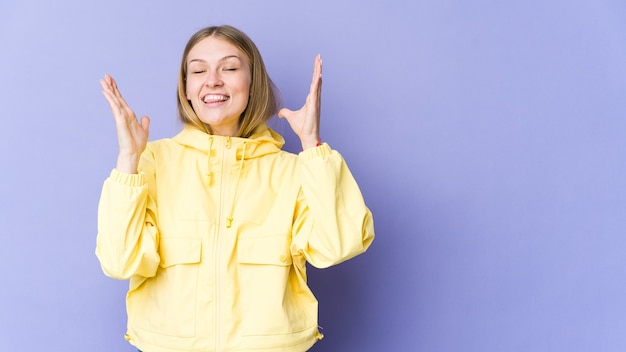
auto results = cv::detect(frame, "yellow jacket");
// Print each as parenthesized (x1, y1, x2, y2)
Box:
(96, 124, 374, 352)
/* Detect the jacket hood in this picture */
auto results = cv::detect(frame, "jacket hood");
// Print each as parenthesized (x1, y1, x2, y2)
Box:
(172, 124, 286, 229)
(172, 124, 285, 159)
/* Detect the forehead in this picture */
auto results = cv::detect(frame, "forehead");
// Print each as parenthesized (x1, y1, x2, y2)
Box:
(187, 36, 247, 64)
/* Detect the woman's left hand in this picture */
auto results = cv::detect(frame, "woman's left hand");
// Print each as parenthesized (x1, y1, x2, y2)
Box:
(278, 54, 322, 150)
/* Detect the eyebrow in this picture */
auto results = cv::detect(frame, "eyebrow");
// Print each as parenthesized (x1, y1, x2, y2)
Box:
(188, 55, 242, 65)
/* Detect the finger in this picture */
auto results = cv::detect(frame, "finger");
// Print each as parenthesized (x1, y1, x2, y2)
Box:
(100, 85, 123, 116)
(105, 76, 137, 120)
(105, 74, 128, 106)
(100, 76, 115, 96)
(100, 82, 125, 115)
(101, 75, 122, 103)
(102, 73, 111, 87)
(309, 55, 322, 97)
(306, 55, 323, 111)
(103, 74, 119, 97)
(317, 55, 323, 94)
(109, 76, 128, 105)
(100, 78, 136, 127)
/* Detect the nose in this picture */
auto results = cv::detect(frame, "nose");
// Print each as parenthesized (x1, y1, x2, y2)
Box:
(205, 70, 223, 87)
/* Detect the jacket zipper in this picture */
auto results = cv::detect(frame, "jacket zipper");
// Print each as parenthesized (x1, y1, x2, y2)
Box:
(215, 136, 231, 351)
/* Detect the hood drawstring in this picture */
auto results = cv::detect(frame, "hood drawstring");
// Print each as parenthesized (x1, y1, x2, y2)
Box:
(206, 136, 214, 185)
(226, 140, 247, 228)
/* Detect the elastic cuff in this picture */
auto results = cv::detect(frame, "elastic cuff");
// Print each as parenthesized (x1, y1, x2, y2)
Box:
(109, 168, 145, 187)
(298, 142, 331, 160)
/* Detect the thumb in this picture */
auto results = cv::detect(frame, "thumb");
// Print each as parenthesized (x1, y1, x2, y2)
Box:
(140, 115, 151, 133)
(278, 108, 294, 120)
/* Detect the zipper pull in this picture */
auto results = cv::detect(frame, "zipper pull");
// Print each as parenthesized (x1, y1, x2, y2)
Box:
(225, 136, 232, 149)
(226, 217, 233, 228)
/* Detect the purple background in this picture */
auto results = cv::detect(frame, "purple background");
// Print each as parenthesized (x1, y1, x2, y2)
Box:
(1, 0, 626, 351)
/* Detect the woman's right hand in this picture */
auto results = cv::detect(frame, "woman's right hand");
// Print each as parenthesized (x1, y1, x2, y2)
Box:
(100, 74, 150, 174)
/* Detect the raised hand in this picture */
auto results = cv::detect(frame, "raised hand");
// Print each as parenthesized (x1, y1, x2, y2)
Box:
(100, 74, 150, 174)
(278, 55, 322, 150)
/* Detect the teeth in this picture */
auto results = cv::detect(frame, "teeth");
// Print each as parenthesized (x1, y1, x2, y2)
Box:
(203, 94, 228, 103)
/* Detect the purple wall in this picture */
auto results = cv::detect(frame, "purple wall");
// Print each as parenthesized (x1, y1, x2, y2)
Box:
(1, 0, 625, 351)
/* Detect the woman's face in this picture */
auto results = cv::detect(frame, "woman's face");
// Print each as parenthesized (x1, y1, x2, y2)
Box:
(185, 36, 251, 136)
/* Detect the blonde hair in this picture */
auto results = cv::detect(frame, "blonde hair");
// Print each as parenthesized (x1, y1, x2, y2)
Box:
(176, 25, 280, 138)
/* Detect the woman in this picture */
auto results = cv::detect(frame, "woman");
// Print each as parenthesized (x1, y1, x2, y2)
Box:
(96, 25, 374, 352)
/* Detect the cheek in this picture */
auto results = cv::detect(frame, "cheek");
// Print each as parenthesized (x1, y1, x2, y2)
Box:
(185, 77, 199, 101)
(239, 82, 251, 106)
(242, 80, 252, 101)
(185, 82, 191, 101)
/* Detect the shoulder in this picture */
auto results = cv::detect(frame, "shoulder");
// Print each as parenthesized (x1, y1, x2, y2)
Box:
(271, 149, 299, 164)
(140, 138, 182, 163)
(147, 137, 175, 149)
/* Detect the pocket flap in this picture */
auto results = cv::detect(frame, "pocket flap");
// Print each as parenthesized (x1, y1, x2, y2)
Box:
(238, 236, 292, 266)
(159, 238, 202, 268)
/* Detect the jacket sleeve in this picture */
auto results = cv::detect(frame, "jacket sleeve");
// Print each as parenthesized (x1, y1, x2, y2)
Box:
(95, 149, 160, 280)
(290, 143, 375, 268)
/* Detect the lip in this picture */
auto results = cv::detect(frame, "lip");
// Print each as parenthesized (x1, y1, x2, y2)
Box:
(202, 94, 230, 105)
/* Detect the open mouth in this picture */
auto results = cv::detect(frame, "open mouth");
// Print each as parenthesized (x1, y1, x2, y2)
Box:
(202, 94, 230, 104)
